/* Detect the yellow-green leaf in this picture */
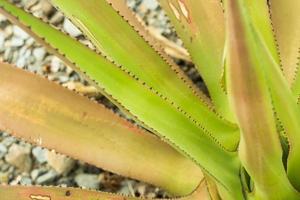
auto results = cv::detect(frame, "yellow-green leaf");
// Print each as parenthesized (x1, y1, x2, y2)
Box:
(225, 0, 300, 198)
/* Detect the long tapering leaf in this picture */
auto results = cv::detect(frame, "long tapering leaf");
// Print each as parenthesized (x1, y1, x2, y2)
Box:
(269, 0, 300, 84)
(158, 0, 231, 119)
(238, 0, 300, 191)
(225, 0, 299, 199)
(49, 0, 239, 151)
(0, 62, 202, 195)
(0, 181, 209, 200)
(0, 0, 242, 194)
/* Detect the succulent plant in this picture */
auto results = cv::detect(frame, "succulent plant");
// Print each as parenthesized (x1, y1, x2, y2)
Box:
(0, 0, 299, 199)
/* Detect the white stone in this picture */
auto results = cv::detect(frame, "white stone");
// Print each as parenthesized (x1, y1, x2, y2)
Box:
(35, 170, 57, 184)
(33, 47, 46, 60)
(63, 19, 82, 37)
(143, 0, 158, 10)
(13, 26, 29, 40)
(51, 57, 62, 72)
(32, 147, 47, 164)
(75, 173, 100, 189)
(10, 37, 24, 47)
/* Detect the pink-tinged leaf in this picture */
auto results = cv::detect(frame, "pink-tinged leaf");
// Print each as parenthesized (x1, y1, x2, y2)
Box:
(225, 0, 300, 198)
(0, 62, 202, 195)
(0, 181, 210, 200)
(0, 4, 242, 194)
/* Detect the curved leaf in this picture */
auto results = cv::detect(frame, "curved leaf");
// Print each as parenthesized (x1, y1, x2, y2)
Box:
(0, 62, 202, 195)
(238, 0, 300, 191)
(0, 0, 241, 194)
(158, 0, 231, 120)
(225, 0, 300, 198)
(49, 0, 239, 151)
(0, 181, 209, 200)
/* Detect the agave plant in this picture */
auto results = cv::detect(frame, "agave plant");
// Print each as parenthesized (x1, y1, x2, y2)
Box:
(0, 0, 300, 199)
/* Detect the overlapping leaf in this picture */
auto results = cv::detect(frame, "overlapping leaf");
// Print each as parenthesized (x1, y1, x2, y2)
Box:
(0, 0, 241, 195)
(225, 0, 300, 198)
(49, 0, 239, 151)
(0, 62, 203, 195)
(0, 181, 209, 200)
(158, 0, 230, 119)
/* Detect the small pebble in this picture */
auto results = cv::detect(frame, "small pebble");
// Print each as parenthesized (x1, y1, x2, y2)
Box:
(5, 144, 32, 172)
(13, 25, 29, 40)
(75, 173, 100, 190)
(10, 37, 24, 47)
(46, 151, 75, 175)
(32, 147, 47, 164)
(0, 143, 8, 159)
(63, 19, 82, 37)
(36, 169, 58, 184)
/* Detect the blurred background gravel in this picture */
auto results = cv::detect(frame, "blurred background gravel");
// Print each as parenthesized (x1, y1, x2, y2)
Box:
(0, 0, 204, 198)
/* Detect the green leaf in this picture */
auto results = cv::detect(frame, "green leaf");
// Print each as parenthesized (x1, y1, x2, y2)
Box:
(269, 0, 300, 84)
(243, 0, 279, 63)
(239, 0, 300, 191)
(49, 0, 239, 150)
(0, 62, 202, 195)
(0, 1, 241, 195)
(158, 0, 232, 120)
(225, 0, 300, 198)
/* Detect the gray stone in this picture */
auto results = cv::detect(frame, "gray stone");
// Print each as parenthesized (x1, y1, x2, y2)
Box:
(35, 169, 57, 184)
(59, 75, 69, 83)
(12, 50, 19, 63)
(1, 137, 16, 147)
(4, 26, 13, 38)
(18, 45, 28, 57)
(3, 48, 13, 61)
(63, 19, 82, 37)
(57, 177, 73, 187)
(50, 57, 62, 72)
(75, 173, 100, 189)
(5, 144, 32, 172)
(30, 167, 48, 181)
(30, 169, 41, 181)
(13, 26, 29, 40)
(143, 0, 158, 10)
(27, 64, 40, 72)
(10, 37, 24, 47)
(32, 147, 47, 164)
(33, 47, 46, 60)
(20, 176, 32, 185)
(16, 56, 27, 68)
(0, 143, 7, 159)
(46, 151, 75, 175)
(25, 37, 35, 47)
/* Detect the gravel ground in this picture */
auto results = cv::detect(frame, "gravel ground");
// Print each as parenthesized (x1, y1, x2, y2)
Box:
(0, 0, 204, 198)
